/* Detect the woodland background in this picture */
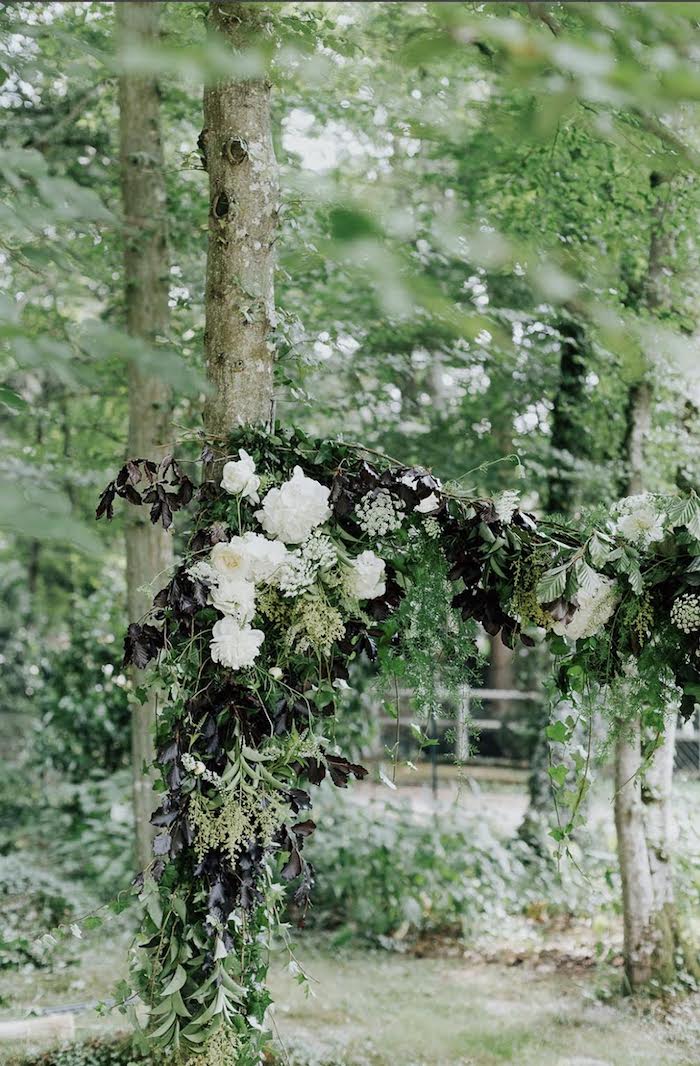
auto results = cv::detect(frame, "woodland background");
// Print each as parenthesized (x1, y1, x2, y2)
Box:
(2, 2, 700, 1064)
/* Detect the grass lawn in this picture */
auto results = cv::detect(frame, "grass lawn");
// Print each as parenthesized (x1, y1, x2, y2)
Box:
(1, 938, 698, 1065)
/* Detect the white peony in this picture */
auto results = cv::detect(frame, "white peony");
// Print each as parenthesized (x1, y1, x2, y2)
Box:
(348, 549, 386, 600)
(612, 494, 666, 547)
(221, 449, 260, 503)
(552, 573, 619, 641)
(210, 616, 264, 670)
(255, 466, 331, 544)
(415, 493, 440, 514)
(210, 576, 256, 624)
(237, 531, 288, 582)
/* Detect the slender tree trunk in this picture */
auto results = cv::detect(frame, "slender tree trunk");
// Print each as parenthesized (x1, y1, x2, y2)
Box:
(614, 173, 697, 991)
(117, 2, 173, 872)
(201, 1, 278, 455)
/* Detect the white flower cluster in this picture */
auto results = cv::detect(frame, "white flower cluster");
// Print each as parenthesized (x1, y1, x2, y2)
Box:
(671, 592, 700, 634)
(277, 532, 337, 598)
(355, 489, 405, 537)
(611, 493, 666, 548)
(200, 455, 387, 670)
(552, 572, 619, 641)
(181, 752, 221, 787)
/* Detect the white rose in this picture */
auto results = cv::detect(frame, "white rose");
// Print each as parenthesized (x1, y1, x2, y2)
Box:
(210, 576, 256, 624)
(210, 617, 264, 670)
(221, 449, 260, 503)
(348, 549, 386, 600)
(255, 466, 331, 544)
(238, 531, 288, 582)
(415, 492, 440, 514)
(552, 573, 619, 641)
(210, 539, 250, 580)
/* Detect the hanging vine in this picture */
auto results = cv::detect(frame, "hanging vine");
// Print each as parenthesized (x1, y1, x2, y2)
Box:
(97, 424, 700, 1063)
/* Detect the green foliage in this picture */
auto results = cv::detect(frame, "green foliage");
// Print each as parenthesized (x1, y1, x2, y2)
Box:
(8, 1037, 154, 1066)
(298, 786, 618, 944)
(32, 576, 131, 778)
(0, 854, 77, 969)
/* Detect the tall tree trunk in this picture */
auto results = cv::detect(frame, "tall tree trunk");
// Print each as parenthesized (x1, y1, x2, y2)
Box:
(614, 173, 697, 991)
(201, 1, 278, 456)
(117, 1, 173, 872)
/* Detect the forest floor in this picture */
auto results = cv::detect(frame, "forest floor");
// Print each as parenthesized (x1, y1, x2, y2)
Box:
(1, 936, 699, 1065)
(2, 775, 700, 1065)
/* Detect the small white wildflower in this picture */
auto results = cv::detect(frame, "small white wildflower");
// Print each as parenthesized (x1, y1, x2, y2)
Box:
(671, 592, 700, 634)
(355, 489, 404, 537)
(494, 490, 520, 525)
(423, 517, 441, 540)
(269, 666, 283, 680)
(188, 560, 218, 585)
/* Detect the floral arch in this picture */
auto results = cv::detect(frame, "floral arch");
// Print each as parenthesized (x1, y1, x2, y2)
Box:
(97, 425, 700, 1064)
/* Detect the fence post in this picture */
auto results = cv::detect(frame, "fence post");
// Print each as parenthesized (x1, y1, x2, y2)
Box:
(456, 686, 470, 762)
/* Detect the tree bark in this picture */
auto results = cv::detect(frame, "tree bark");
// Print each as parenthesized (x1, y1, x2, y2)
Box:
(117, 1, 173, 872)
(613, 172, 697, 991)
(201, 1, 278, 454)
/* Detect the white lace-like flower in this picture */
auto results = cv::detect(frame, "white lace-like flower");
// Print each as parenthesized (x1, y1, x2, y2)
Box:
(182, 752, 221, 787)
(494, 490, 520, 525)
(415, 492, 440, 514)
(612, 494, 666, 547)
(273, 531, 337, 598)
(221, 449, 260, 503)
(255, 466, 331, 544)
(671, 592, 700, 634)
(348, 549, 386, 600)
(210, 575, 256, 624)
(188, 560, 218, 585)
(552, 573, 619, 641)
(356, 489, 405, 536)
(210, 616, 264, 670)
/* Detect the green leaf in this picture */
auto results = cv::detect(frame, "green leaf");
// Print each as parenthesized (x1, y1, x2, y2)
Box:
(545, 720, 568, 743)
(588, 531, 612, 568)
(536, 564, 568, 602)
(548, 764, 568, 788)
(160, 965, 187, 997)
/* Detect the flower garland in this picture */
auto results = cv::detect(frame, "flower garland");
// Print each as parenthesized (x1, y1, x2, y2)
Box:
(97, 427, 700, 1064)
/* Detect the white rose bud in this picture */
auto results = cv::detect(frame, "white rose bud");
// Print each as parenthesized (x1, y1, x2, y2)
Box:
(348, 550, 386, 600)
(221, 449, 260, 503)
